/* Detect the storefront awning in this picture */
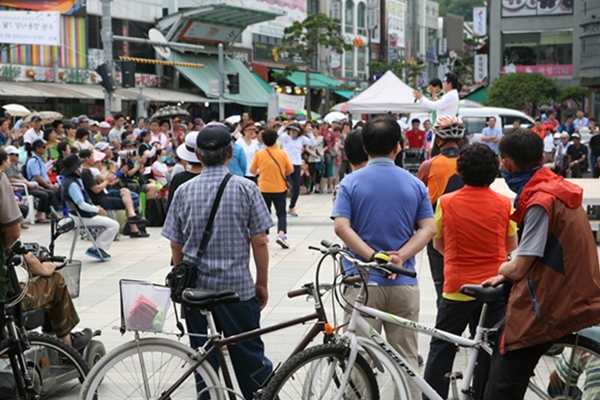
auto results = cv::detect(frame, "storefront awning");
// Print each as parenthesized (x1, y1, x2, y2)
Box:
(333, 90, 355, 100)
(271, 68, 341, 90)
(0, 81, 214, 103)
(252, 72, 273, 94)
(171, 52, 269, 107)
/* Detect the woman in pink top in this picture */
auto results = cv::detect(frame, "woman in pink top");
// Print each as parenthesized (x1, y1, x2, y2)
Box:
(148, 119, 169, 149)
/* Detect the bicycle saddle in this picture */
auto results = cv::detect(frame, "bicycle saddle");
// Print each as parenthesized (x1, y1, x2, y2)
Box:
(459, 283, 512, 303)
(181, 289, 240, 310)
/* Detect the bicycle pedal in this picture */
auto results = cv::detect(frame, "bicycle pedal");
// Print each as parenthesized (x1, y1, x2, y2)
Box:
(444, 371, 463, 381)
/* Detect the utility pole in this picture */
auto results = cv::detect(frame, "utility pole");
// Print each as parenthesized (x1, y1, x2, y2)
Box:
(218, 43, 225, 121)
(101, 0, 113, 118)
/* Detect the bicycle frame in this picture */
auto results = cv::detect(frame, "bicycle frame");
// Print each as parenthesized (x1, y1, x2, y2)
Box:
(155, 295, 334, 400)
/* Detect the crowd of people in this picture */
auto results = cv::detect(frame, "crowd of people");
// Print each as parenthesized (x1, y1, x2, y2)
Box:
(2, 72, 600, 400)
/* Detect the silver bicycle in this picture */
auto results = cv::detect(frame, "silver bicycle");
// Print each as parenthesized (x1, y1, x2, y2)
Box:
(260, 242, 600, 400)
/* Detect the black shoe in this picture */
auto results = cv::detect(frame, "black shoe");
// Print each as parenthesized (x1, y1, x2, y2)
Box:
(130, 231, 150, 238)
(71, 328, 92, 350)
(127, 215, 148, 225)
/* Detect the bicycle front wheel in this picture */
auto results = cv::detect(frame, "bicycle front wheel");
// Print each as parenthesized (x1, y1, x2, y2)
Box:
(0, 332, 89, 399)
(261, 343, 379, 400)
(80, 337, 224, 400)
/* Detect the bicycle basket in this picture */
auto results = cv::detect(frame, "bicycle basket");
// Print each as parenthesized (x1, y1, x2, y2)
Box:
(57, 260, 82, 299)
(120, 279, 171, 333)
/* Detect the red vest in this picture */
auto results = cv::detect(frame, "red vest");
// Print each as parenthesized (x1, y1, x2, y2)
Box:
(440, 186, 513, 294)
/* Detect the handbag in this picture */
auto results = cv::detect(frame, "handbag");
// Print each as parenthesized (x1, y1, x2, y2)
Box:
(165, 173, 232, 304)
(265, 148, 291, 195)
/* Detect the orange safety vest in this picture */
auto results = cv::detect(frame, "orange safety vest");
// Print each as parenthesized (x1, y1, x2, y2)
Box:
(423, 147, 463, 205)
(439, 186, 513, 294)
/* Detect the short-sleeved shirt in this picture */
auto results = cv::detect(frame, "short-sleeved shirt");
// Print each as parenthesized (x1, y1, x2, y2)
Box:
(162, 165, 273, 301)
(0, 172, 23, 229)
(108, 128, 124, 144)
(558, 123, 576, 136)
(23, 128, 44, 145)
(26, 154, 49, 182)
(279, 133, 313, 165)
(236, 138, 260, 177)
(331, 158, 433, 286)
(80, 168, 105, 205)
(0, 132, 8, 147)
(406, 129, 427, 149)
(567, 143, 588, 163)
(251, 146, 293, 193)
(5, 163, 24, 180)
(481, 126, 503, 154)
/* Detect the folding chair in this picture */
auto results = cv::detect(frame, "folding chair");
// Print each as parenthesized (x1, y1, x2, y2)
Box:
(11, 183, 36, 225)
(65, 200, 106, 262)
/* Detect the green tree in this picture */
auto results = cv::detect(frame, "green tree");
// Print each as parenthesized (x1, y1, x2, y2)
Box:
(435, 0, 485, 21)
(557, 87, 589, 110)
(487, 73, 560, 114)
(273, 13, 352, 116)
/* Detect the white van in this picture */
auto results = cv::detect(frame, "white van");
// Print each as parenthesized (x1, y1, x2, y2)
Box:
(410, 106, 535, 143)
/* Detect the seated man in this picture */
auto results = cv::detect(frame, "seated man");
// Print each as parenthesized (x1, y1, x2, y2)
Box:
(22, 252, 92, 349)
(120, 139, 158, 199)
(79, 149, 149, 238)
(25, 140, 60, 220)
(60, 153, 120, 260)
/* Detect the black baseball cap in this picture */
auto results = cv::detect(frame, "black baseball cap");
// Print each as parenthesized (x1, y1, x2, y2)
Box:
(196, 123, 232, 150)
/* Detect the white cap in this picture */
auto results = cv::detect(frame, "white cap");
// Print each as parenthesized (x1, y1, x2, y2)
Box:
(553, 132, 561, 139)
(4, 145, 18, 155)
(94, 142, 110, 151)
(176, 131, 200, 163)
(99, 121, 111, 129)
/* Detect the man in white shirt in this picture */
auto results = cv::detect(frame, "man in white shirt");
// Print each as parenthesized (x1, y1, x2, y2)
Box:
(414, 73, 460, 122)
(574, 109, 589, 132)
(23, 115, 44, 150)
(108, 114, 126, 149)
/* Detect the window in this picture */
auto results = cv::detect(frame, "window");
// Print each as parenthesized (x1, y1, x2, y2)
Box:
(501, 115, 534, 131)
(357, 2, 366, 35)
(344, 50, 354, 78)
(461, 117, 488, 136)
(357, 47, 366, 72)
(307, 0, 319, 14)
(345, 0, 354, 34)
(502, 31, 573, 77)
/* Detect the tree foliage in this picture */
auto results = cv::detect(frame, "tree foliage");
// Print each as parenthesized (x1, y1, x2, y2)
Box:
(487, 73, 560, 113)
(434, 0, 485, 21)
(273, 13, 352, 115)
(557, 87, 589, 110)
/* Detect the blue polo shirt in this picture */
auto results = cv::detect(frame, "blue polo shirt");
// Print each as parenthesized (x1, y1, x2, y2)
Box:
(331, 158, 433, 286)
(26, 153, 49, 182)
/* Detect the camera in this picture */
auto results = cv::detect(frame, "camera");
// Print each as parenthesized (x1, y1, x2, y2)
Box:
(117, 150, 137, 158)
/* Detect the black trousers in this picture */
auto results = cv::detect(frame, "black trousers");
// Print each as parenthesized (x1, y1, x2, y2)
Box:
(570, 161, 589, 178)
(426, 240, 445, 308)
(29, 188, 60, 214)
(308, 162, 322, 192)
(261, 192, 287, 234)
(339, 160, 351, 181)
(287, 165, 301, 209)
(423, 299, 506, 400)
(485, 326, 553, 400)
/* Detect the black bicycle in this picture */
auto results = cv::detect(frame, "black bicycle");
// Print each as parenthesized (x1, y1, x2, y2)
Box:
(0, 217, 89, 399)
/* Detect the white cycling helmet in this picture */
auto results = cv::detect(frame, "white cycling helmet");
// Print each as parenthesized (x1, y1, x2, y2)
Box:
(434, 116, 465, 140)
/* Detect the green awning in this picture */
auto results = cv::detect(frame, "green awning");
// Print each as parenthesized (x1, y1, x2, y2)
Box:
(171, 53, 269, 107)
(252, 72, 273, 94)
(334, 90, 354, 100)
(464, 86, 488, 104)
(271, 68, 341, 90)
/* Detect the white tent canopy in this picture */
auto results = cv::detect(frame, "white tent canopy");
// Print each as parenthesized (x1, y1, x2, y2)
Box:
(346, 70, 431, 114)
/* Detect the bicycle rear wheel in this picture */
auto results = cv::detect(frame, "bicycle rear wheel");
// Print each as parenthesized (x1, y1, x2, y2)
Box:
(261, 343, 379, 400)
(525, 333, 600, 399)
(79, 337, 224, 400)
(0, 332, 89, 399)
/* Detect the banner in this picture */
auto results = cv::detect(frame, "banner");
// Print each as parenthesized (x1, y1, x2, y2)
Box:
(246, 0, 306, 38)
(502, 0, 573, 17)
(474, 54, 488, 83)
(367, 0, 379, 44)
(278, 93, 305, 110)
(502, 63, 572, 78)
(0, 11, 60, 46)
(473, 7, 486, 36)
(388, 0, 405, 49)
(0, 0, 81, 14)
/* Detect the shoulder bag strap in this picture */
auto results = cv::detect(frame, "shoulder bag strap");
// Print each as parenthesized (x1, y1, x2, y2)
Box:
(196, 173, 233, 260)
(265, 148, 288, 185)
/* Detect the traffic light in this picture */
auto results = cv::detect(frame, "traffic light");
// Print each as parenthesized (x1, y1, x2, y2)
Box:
(227, 72, 239, 95)
(95, 63, 116, 93)
(121, 61, 135, 88)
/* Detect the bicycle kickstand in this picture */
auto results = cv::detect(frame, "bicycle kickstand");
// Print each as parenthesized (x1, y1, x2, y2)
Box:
(445, 371, 463, 400)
